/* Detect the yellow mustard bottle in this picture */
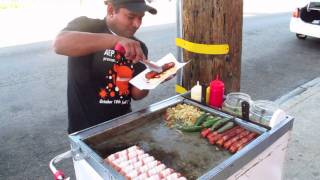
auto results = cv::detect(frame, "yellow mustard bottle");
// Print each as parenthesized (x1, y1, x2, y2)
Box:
(206, 86, 210, 104)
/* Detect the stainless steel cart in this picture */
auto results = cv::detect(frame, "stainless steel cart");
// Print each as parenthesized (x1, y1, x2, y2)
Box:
(49, 94, 293, 180)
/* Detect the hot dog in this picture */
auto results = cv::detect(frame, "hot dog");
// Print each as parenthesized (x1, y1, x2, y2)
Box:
(223, 130, 251, 149)
(216, 127, 245, 146)
(145, 62, 175, 80)
(207, 126, 240, 145)
(229, 132, 257, 153)
(145, 71, 160, 79)
(162, 62, 175, 71)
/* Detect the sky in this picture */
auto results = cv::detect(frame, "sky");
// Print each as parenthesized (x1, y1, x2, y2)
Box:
(0, 0, 298, 48)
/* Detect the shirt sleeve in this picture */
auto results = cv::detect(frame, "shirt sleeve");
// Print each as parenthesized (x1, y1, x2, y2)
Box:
(62, 16, 105, 33)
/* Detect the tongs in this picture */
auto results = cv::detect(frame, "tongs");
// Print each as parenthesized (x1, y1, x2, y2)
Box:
(140, 60, 163, 73)
(114, 43, 162, 73)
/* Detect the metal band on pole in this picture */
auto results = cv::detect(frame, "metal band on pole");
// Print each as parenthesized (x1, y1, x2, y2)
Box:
(176, 0, 183, 88)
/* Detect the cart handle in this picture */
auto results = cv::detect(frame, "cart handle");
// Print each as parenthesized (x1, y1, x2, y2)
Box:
(49, 150, 72, 180)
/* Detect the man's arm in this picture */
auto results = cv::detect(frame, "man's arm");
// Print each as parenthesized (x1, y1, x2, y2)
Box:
(53, 31, 119, 57)
(53, 31, 146, 61)
(131, 86, 149, 100)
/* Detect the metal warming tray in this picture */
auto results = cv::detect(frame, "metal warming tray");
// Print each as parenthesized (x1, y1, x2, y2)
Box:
(66, 94, 293, 180)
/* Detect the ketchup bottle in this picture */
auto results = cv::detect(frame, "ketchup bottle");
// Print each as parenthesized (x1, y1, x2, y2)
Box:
(114, 43, 126, 55)
(209, 75, 224, 108)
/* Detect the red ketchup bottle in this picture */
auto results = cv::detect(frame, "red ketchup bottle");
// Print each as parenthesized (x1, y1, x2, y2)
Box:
(114, 43, 126, 55)
(209, 76, 225, 108)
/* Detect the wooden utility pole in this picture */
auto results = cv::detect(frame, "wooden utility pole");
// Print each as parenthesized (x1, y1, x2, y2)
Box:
(180, 0, 243, 93)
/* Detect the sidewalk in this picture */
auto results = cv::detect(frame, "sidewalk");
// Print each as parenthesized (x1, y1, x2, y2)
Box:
(277, 77, 320, 180)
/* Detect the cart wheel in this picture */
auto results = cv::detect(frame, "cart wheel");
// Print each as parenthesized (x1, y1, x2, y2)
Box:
(296, 34, 307, 40)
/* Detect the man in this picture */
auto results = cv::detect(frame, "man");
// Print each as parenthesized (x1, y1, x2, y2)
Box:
(53, 0, 157, 134)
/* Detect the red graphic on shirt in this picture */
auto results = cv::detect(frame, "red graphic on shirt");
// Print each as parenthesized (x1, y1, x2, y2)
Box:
(99, 49, 134, 104)
(99, 88, 107, 99)
(113, 64, 133, 96)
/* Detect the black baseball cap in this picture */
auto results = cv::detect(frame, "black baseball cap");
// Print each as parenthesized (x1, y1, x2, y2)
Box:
(105, 0, 157, 15)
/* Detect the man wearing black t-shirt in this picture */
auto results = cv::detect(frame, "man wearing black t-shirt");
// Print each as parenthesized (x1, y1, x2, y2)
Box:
(53, 0, 157, 134)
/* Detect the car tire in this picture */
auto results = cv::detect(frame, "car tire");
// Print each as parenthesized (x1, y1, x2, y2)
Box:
(296, 34, 307, 40)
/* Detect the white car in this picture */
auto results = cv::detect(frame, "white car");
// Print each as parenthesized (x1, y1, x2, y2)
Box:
(290, 0, 320, 39)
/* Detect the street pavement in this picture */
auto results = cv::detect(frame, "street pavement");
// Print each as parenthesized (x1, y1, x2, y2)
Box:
(278, 77, 320, 180)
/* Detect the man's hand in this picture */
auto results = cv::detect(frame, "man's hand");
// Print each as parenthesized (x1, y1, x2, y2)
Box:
(116, 38, 146, 63)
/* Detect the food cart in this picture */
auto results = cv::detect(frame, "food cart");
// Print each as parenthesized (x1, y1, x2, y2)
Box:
(49, 93, 293, 180)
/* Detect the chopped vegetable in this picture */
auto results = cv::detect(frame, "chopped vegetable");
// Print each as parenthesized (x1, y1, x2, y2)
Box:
(165, 104, 204, 127)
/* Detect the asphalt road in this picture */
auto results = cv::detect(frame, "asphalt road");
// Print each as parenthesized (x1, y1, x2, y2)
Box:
(0, 12, 320, 180)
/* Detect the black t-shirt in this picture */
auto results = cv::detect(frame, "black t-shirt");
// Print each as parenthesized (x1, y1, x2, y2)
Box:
(63, 16, 147, 133)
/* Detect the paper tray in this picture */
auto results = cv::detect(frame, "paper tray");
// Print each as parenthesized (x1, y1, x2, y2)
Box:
(129, 53, 187, 90)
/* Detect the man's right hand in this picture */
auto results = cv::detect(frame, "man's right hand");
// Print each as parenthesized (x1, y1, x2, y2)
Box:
(116, 38, 146, 63)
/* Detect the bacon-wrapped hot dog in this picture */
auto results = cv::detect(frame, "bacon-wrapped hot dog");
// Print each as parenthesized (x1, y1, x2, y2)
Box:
(207, 126, 241, 145)
(145, 71, 160, 79)
(216, 127, 245, 146)
(162, 62, 175, 71)
(229, 132, 257, 153)
(144, 62, 175, 80)
(223, 130, 251, 149)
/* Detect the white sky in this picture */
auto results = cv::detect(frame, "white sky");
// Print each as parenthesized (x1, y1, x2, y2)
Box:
(0, 0, 299, 47)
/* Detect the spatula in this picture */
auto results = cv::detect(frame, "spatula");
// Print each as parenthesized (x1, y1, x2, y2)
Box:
(114, 43, 163, 73)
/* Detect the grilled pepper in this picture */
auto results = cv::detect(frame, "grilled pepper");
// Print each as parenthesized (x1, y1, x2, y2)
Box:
(194, 113, 209, 126)
(217, 122, 235, 133)
(202, 117, 221, 128)
(176, 125, 202, 132)
(210, 118, 231, 131)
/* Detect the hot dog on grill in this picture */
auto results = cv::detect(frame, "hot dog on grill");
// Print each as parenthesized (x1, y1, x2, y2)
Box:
(229, 132, 257, 153)
(207, 126, 240, 145)
(223, 130, 251, 149)
(216, 127, 245, 146)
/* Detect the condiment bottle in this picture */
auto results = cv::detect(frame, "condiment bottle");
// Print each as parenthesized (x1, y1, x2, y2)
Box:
(206, 86, 210, 104)
(201, 84, 208, 104)
(114, 43, 126, 55)
(191, 81, 202, 102)
(209, 76, 224, 108)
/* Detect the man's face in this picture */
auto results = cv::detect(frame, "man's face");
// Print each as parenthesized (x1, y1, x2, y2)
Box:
(111, 7, 145, 37)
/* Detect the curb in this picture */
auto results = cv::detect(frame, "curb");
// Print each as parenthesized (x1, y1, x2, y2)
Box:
(275, 77, 320, 105)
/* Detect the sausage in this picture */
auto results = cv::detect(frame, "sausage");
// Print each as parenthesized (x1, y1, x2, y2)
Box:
(145, 62, 175, 80)
(162, 62, 175, 71)
(145, 71, 160, 79)
(207, 126, 240, 145)
(201, 128, 212, 138)
(216, 127, 245, 146)
(207, 131, 219, 144)
(229, 132, 257, 153)
(223, 130, 251, 149)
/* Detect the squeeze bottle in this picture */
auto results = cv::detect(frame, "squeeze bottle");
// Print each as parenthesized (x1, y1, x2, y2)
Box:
(209, 76, 224, 108)
(191, 81, 202, 102)
(114, 43, 126, 55)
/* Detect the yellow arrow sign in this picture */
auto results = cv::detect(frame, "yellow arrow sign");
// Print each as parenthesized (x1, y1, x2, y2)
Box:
(176, 38, 229, 55)
(175, 84, 187, 94)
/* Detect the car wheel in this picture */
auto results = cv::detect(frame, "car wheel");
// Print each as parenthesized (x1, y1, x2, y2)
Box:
(296, 34, 307, 40)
